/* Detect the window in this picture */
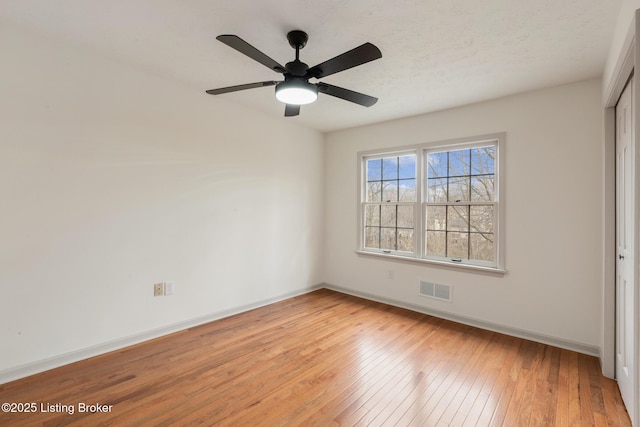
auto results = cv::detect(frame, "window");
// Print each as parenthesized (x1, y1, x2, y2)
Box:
(364, 154, 416, 253)
(358, 134, 505, 271)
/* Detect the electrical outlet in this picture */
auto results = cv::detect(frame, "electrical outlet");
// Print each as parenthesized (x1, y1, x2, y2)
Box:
(164, 281, 175, 296)
(154, 282, 164, 297)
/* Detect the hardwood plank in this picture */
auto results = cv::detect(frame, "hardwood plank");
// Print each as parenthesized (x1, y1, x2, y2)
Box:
(554, 348, 571, 427)
(0, 289, 631, 426)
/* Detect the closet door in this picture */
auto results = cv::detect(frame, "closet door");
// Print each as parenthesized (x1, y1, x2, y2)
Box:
(615, 77, 637, 424)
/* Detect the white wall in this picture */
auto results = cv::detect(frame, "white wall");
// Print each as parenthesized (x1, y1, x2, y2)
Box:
(324, 79, 603, 350)
(0, 23, 324, 375)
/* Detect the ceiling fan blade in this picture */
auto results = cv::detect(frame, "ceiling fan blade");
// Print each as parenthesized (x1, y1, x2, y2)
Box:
(284, 104, 300, 117)
(317, 83, 378, 107)
(217, 35, 286, 73)
(206, 81, 279, 95)
(307, 43, 381, 79)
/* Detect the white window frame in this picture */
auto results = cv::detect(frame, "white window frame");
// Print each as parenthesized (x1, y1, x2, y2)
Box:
(357, 133, 506, 273)
(360, 149, 419, 256)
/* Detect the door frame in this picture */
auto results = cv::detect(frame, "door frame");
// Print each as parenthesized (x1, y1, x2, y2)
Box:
(603, 8, 639, 426)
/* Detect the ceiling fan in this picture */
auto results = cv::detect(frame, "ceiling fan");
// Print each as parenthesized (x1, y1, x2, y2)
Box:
(206, 30, 382, 117)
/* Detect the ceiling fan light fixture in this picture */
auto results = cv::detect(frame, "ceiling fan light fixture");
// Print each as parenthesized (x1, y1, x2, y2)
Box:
(275, 79, 318, 105)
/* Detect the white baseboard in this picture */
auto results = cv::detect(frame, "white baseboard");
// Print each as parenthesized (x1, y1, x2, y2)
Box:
(1, 283, 600, 385)
(0, 284, 323, 385)
(322, 283, 600, 358)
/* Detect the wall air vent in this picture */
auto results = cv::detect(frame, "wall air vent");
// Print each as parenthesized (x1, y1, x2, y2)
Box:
(419, 280, 452, 302)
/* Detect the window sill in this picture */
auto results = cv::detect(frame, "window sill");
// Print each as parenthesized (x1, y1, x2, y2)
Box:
(355, 250, 508, 275)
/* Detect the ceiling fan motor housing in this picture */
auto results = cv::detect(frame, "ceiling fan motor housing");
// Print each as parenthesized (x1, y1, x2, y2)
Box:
(285, 60, 308, 76)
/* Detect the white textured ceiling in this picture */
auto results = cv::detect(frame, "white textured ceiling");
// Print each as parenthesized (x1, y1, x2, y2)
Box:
(1, 0, 622, 132)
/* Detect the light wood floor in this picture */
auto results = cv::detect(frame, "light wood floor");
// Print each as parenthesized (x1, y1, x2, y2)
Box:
(0, 289, 631, 426)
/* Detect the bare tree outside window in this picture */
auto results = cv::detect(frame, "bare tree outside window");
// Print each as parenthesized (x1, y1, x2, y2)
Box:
(425, 146, 495, 262)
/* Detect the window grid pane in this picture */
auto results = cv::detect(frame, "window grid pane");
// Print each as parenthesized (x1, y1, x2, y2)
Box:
(424, 204, 495, 262)
(470, 232, 494, 262)
(366, 155, 416, 203)
(426, 147, 495, 203)
(364, 203, 414, 252)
